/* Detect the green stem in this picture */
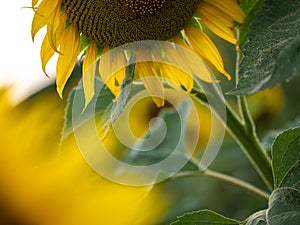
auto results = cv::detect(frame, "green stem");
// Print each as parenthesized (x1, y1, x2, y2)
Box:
(236, 28, 273, 190)
(192, 90, 273, 190)
(225, 104, 273, 190)
(173, 169, 269, 202)
(234, 29, 255, 135)
(239, 96, 255, 133)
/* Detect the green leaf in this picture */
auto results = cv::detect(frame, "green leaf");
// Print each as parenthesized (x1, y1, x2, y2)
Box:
(244, 210, 267, 225)
(232, 0, 300, 95)
(261, 118, 300, 151)
(245, 188, 300, 225)
(244, 127, 300, 225)
(170, 210, 241, 225)
(272, 126, 300, 189)
(267, 187, 300, 225)
(78, 34, 90, 55)
(239, 0, 265, 48)
(62, 77, 115, 139)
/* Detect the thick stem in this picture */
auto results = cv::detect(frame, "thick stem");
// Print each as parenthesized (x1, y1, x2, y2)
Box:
(225, 105, 273, 190)
(192, 90, 273, 190)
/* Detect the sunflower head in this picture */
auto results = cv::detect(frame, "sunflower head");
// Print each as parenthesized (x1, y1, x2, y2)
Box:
(64, 0, 199, 47)
(31, 0, 246, 106)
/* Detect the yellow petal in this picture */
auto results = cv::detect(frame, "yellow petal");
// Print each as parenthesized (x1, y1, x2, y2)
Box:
(162, 43, 192, 76)
(173, 36, 215, 82)
(198, 3, 234, 28)
(206, 0, 246, 23)
(47, 5, 67, 53)
(135, 61, 165, 107)
(56, 25, 80, 98)
(161, 64, 194, 92)
(159, 44, 194, 91)
(197, 5, 237, 44)
(31, 14, 48, 41)
(32, 0, 39, 8)
(185, 27, 231, 80)
(31, 0, 59, 41)
(82, 42, 97, 109)
(112, 50, 127, 86)
(99, 47, 118, 96)
(40, 35, 55, 76)
(99, 47, 112, 83)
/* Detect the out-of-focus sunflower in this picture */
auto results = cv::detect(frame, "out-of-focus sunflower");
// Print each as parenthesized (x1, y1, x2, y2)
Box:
(31, 0, 245, 106)
(0, 87, 167, 225)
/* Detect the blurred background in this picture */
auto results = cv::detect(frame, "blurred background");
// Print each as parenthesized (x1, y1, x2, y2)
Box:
(0, 0, 55, 104)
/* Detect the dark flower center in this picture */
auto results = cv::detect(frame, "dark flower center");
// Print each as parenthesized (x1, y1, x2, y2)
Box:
(122, 0, 167, 17)
(64, 0, 199, 47)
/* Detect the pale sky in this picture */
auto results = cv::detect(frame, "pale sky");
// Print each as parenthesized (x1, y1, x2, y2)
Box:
(0, 0, 56, 103)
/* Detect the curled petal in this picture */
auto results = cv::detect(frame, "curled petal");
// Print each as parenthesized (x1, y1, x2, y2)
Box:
(185, 27, 231, 80)
(31, 13, 48, 41)
(206, 0, 246, 23)
(40, 35, 55, 76)
(82, 41, 97, 109)
(99, 47, 118, 95)
(31, 0, 59, 40)
(135, 61, 165, 107)
(173, 36, 215, 83)
(112, 50, 127, 87)
(47, 5, 67, 53)
(56, 25, 80, 98)
(197, 4, 236, 44)
(158, 44, 194, 92)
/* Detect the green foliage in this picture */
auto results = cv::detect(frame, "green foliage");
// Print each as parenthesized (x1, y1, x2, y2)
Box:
(170, 210, 241, 225)
(239, 0, 264, 48)
(272, 127, 300, 189)
(78, 35, 90, 55)
(62, 77, 115, 139)
(267, 188, 300, 225)
(243, 127, 300, 225)
(232, 0, 300, 95)
(244, 188, 300, 225)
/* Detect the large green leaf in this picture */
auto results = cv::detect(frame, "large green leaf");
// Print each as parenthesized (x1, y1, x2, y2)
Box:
(244, 187, 300, 225)
(244, 127, 300, 225)
(266, 188, 300, 225)
(170, 210, 241, 225)
(239, 0, 265, 48)
(232, 0, 300, 95)
(272, 127, 300, 189)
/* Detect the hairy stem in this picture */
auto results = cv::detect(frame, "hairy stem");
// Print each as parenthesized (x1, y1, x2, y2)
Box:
(172, 169, 270, 202)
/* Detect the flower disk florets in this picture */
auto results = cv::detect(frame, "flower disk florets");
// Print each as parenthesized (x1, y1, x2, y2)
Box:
(64, 0, 199, 47)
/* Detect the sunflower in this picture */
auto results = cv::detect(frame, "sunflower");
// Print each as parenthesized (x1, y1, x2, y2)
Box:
(31, 0, 245, 107)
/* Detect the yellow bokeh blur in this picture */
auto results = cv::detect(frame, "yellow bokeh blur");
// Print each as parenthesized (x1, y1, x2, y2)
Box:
(0, 87, 167, 225)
